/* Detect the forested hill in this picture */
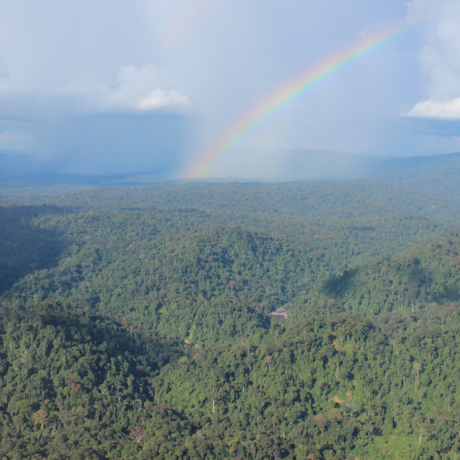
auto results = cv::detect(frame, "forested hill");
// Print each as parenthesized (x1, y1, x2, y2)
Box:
(299, 231, 460, 318)
(1, 174, 460, 458)
(4, 225, 323, 344)
(0, 306, 194, 459)
(0, 206, 450, 346)
(1, 295, 460, 459)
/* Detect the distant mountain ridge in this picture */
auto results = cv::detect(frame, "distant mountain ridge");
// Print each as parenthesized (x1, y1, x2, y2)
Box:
(1, 149, 460, 184)
(277, 149, 460, 180)
(198, 148, 460, 181)
(369, 151, 460, 176)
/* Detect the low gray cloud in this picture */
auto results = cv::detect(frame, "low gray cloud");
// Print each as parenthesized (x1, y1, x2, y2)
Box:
(0, 0, 192, 175)
(0, 63, 193, 175)
(34, 113, 192, 175)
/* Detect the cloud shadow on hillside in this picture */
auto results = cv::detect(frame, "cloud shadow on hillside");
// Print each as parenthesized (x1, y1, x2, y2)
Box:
(0, 205, 69, 295)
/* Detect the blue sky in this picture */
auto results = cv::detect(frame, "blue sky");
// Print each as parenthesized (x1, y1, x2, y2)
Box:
(0, 0, 459, 176)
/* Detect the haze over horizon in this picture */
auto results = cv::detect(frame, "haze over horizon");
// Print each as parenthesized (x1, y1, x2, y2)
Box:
(1, 0, 460, 178)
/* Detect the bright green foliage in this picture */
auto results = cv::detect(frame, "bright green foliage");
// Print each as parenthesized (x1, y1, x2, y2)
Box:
(151, 306, 460, 459)
(0, 175, 460, 458)
(0, 305, 190, 459)
(315, 231, 460, 316)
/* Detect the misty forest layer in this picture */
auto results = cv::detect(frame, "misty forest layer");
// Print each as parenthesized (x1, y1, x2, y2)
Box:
(1, 161, 460, 459)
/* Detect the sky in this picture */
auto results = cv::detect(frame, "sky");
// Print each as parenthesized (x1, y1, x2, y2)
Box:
(0, 0, 460, 177)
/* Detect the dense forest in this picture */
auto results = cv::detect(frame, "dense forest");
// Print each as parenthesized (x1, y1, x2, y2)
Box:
(1, 164, 460, 459)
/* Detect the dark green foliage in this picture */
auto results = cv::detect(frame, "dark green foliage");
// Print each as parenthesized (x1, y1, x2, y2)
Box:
(0, 205, 66, 294)
(1, 174, 460, 458)
(0, 304, 187, 459)
(317, 231, 460, 316)
(152, 307, 460, 459)
(0, 184, 453, 346)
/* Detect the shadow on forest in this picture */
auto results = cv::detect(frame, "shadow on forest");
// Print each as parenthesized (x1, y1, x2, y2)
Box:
(0, 205, 69, 295)
(322, 268, 359, 299)
(0, 305, 183, 389)
(323, 265, 432, 299)
(322, 257, 459, 306)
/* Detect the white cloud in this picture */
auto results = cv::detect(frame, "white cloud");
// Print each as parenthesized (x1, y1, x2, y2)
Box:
(0, 130, 24, 143)
(405, 98, 460, 119)
(404, 0, 460, 119)
(137, 89, 191, 111)
(54, 65, 192, 114)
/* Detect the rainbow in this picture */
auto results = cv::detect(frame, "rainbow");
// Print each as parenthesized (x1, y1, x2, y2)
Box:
(184, 2, 458, 179)
(160, 0, 215, 46)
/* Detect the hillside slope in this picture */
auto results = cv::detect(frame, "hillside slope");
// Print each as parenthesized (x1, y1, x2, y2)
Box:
(315, 231, 460, 316)
(0, 305, 190, 459)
